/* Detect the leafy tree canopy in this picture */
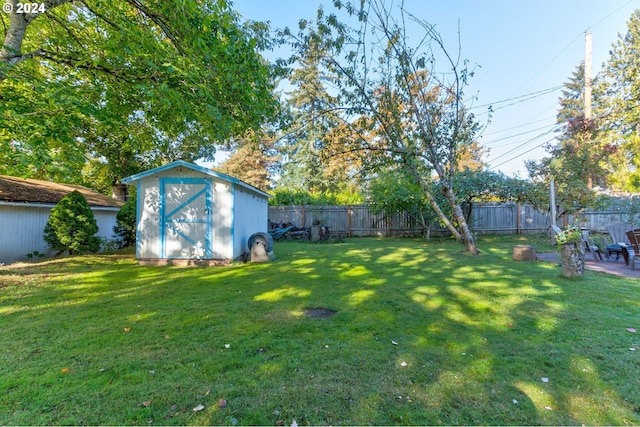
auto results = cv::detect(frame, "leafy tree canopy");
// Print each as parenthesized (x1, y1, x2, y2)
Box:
(1, 0, 279, 189)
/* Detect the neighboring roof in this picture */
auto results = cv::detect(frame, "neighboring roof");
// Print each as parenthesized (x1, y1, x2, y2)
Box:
(121, 160, 271, 199)
(0, 175, 124, 208)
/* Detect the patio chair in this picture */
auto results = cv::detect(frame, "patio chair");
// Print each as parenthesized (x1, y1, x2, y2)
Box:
(606, 222, 634, 264)
(625, 229, 640, 270)
(584, 237, 603, 261)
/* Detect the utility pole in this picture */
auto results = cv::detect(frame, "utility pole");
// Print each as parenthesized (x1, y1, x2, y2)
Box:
(585, 31, 592, 121)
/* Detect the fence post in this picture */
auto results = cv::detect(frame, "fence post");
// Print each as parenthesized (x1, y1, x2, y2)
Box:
(516, 203, 522, 235)
(301, 205, 306, 227)
(347, 205, 352, 237)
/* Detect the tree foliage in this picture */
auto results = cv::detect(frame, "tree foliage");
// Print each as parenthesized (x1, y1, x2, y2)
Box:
(277, 29, 361, 193)
(216, 131, 279, 192)
(43, 190, 100, 254)
(269, 187, 364, 206)
(600, 9, 640, 192)
(113, 193, 137, 249)
(1, 0, 279, 188)
(285, 0, 483, 253)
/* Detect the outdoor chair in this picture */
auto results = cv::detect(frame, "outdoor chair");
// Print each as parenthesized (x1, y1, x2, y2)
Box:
(625, 229, 640, 270)
(584, 237, 603, 261)
(606, 222, 634, 264)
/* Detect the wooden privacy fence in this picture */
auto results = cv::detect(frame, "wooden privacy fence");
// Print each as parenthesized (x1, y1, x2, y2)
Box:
(268, 203, 637, 237)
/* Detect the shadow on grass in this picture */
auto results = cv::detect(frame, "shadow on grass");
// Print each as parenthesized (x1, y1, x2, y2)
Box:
(1, 237, 639, 425)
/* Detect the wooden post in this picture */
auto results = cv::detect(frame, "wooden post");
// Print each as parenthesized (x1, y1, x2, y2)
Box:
(347, 205, 352, 237)
(516, 203, 522, 235)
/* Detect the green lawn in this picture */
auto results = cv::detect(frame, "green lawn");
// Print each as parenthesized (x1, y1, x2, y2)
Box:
(1, 236, 639, 425)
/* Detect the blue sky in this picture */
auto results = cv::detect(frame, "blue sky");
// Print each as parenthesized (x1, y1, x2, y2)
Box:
(229, 0, 639, 178)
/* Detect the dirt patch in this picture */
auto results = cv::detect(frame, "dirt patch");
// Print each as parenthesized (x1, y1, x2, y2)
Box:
(303, 307, 337, 319)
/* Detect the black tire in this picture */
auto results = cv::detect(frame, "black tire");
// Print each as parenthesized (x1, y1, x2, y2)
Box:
(248, 232, 274, 252)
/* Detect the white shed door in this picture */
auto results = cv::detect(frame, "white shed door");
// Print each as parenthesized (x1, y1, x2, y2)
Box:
(160, 178, 212, 259)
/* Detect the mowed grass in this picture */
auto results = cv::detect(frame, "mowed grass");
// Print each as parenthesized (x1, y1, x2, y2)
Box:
(1, 236, 639, 426)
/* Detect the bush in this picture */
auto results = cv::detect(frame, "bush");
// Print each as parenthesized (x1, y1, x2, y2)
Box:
(44, 190, 101, 255)
(113, 194, 136, 248)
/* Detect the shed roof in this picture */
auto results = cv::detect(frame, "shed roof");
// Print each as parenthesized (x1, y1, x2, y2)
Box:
(121, 160, 271, 199)
(0, 175, 124, 208)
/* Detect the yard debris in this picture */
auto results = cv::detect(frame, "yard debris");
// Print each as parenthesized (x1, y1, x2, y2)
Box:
(218, 399, 227, 408)
(627, 328, 637, 333)
(124, 327, 131, 332)
(400, 361, 408, 367)
(224, 344, 231, 349)
(392, 340, 399, 345)
(544, 406, 553, 411)
(512, 399, 518, 404)
(291, 419, 298, 427)
(541, 377, 549, 383)
(192, 404, 205, 412)
(142, 401, 152, 407)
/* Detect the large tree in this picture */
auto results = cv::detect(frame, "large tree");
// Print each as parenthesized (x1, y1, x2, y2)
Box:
(287, 0, 482, 253)
(600, 9, 640, 192)
(277, 28, 360, 193)
(526, 64, 609, 217)
(1, 0, 278, 188)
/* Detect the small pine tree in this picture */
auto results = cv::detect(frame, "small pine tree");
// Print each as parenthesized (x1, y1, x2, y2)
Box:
(113, 194, 136, 248)
(44, 190, 101, 255)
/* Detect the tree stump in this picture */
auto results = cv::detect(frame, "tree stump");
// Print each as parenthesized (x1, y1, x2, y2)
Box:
(561, 242, 585, 278)
(513, 245, 536, 262)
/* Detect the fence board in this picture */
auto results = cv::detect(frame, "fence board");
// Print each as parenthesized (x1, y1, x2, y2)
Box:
(269, 203, 638, 237)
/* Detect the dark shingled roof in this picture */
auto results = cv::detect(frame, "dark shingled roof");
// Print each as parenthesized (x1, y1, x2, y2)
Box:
(0, 175, 124, 208)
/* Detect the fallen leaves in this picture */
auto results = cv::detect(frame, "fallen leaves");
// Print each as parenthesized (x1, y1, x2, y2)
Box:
(192, 403, 205, 412)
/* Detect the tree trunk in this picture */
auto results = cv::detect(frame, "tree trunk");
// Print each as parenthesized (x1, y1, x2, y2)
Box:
(415, 175, 479, 254)
(561, 242, 585, 278)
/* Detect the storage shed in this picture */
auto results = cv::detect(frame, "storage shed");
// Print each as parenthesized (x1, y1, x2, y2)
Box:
(0, 175, 123, 264)
(121, 161, 270, 264)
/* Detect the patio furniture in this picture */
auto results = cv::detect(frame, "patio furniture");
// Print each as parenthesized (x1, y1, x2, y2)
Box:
(606, 223, 634, 264)
(625, 229, 640, 270)
(584, 237, 603, 261)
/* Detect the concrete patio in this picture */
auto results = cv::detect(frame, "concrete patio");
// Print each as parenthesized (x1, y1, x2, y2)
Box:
(537, 251, 640, 279)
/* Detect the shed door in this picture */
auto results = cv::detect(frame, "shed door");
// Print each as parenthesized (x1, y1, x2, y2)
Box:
(160, 178, 212, 259)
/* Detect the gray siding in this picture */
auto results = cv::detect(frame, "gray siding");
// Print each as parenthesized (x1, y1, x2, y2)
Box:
(232, 185, 269, 257)
(0, 203, 119, 265)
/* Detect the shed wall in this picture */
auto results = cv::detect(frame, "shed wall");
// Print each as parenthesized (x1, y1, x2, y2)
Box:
(0, 204, 119, 264)
(136, 168, 234, 260)
(232, 185, 269, 258)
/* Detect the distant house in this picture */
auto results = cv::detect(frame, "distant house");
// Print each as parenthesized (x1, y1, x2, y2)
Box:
(121, 160, 270, 264)
(0, 175, 123, 264)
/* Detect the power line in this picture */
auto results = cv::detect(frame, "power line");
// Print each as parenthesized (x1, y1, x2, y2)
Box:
(481, 122, 558, 147)
(469, 86, 562, 111)
(488, 136, 557, 170)
(486, 125, 560, 164)
(509, 0, 635, 97)
(482, 115, 557, 136)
